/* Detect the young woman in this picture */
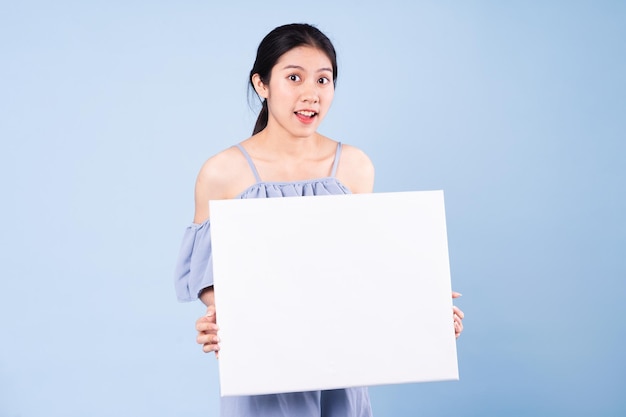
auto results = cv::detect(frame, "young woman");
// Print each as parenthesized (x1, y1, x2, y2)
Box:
(175, 23, 464, 417)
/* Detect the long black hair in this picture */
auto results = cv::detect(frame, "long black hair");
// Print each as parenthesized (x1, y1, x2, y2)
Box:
(249, 23, 338, 135)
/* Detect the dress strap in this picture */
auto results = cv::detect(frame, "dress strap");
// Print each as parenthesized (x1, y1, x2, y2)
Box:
(236, 143, 262, 183)
(330, 142, 343, 177)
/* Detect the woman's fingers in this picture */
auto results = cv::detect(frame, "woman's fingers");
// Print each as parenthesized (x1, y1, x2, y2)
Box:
(198, 329, 220, 353)
(202, 341, 220, 353)
(454, 321, 463, 338)
(196, 305, 220, 354)
(196, 317, 219, 333)
(196, 305, 218, 331)
(454, 322, 463, 338)
(451, 297, 464, 339)
(197, 332, 220, 345)
(452, 305, 464, 319)
(453, 305, 464, 339)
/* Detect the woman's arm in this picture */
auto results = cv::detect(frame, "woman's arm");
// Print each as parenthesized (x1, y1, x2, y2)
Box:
(190, 153, 235, 356)
(190, 147, 257, 356)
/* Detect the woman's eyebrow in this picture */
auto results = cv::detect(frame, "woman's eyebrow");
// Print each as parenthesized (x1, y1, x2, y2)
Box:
(281, 64, 333, 73)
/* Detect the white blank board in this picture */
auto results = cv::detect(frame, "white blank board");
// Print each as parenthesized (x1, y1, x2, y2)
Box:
(210, 190, 458, 396)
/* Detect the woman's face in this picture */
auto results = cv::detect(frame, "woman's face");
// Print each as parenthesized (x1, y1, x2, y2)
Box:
(256, 46, 335, 138)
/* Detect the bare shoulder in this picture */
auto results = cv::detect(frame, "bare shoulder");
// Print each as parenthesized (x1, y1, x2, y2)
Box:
(197, 147, 248, 196)
(193, 145, 256, 223)
(336, 143, 375, 194)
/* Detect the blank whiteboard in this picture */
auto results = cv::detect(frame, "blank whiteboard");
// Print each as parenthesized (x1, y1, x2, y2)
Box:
(210, 190, 458, 396)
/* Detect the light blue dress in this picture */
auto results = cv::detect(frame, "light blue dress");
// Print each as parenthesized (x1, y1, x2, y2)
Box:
(174, 143, 373, 417)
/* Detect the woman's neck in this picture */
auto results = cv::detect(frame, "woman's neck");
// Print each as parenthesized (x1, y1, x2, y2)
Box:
(252, 129, 325, 160)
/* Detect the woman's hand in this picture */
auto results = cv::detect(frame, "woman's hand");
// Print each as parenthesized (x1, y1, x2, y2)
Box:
(452, 291, 464, 339)
(196, 305, 220, 357)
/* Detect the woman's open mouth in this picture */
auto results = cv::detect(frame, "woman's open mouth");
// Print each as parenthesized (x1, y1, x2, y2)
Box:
(295, 110, 318, 124)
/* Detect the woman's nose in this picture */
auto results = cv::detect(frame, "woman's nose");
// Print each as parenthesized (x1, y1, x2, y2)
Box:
(300, 83, 319, 103)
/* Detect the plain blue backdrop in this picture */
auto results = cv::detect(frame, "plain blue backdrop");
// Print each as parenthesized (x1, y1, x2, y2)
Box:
(1, 1, 624, 416)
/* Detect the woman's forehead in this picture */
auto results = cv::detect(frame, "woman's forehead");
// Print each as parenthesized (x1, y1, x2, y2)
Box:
(274, 46, 333, 72)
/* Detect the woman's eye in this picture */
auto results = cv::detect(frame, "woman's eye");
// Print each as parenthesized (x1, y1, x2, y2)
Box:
(289, 74, 301, 82)
(318, 77, 330, 85)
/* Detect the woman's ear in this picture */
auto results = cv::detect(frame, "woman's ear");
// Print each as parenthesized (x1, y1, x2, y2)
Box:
(251, 74, 269, 99)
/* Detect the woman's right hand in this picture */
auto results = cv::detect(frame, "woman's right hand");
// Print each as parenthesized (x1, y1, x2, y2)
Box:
(196, 305, 220, 357)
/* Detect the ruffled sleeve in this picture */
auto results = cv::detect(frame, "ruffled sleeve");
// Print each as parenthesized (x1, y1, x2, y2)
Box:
(173, 220, 214, 302)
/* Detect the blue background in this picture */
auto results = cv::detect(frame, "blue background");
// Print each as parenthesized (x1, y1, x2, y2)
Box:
(1, 1, 624, 416)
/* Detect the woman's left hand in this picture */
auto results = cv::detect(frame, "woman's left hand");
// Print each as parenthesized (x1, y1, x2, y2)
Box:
(452, 291, 464, 339)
